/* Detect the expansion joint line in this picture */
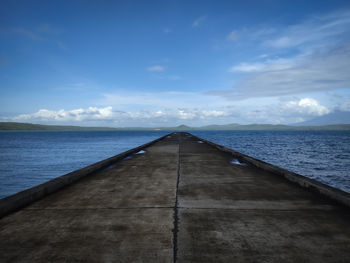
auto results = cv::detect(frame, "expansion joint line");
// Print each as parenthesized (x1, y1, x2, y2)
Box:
(173, 133, 181, 263)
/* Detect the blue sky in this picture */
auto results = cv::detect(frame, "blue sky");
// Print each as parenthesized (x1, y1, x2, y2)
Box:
(1, 0, 350, 127)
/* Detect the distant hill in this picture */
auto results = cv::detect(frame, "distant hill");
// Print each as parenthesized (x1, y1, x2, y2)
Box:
(296, 110, 350, 126)
(1, 122, 350, 131)
(175, 124, 191, 130)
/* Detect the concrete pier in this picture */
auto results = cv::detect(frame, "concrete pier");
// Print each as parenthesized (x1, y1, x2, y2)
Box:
(1, 132, 350, 262)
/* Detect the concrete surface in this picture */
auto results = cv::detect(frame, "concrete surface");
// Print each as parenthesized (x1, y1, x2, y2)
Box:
(1, 132, 350, 262)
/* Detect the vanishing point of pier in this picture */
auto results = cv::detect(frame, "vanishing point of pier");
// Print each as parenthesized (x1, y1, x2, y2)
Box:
(1, 132, 350, 262)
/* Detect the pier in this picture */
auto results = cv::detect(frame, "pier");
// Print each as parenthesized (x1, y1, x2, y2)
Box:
(1, 132, 350, 262)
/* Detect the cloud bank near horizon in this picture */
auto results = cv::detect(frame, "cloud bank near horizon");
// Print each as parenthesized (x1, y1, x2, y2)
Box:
(3, 97, 347, 127)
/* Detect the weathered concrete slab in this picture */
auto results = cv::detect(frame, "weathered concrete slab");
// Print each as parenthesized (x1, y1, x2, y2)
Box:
(178, 209, 350, 263)
(1, 208, 173, 262)
(177, 133, 350, 263)
(1, 132, 350, 262)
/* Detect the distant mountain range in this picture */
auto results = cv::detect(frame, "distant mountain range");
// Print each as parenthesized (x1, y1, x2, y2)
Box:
(296, 110, 350, 126)
(1, 122, 350, 131)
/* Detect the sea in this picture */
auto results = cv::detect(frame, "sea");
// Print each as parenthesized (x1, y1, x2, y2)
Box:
(0, 130, 349, 199)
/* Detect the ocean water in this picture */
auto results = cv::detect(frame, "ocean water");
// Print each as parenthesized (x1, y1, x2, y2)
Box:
(0, 130, 349, 199)
(191, 130, 350, 194)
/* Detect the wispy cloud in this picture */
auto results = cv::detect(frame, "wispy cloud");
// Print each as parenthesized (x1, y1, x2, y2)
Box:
(8, 27, 44, 40)
(220, 10, 350, 53)
(57, 41, 67, 51)
(154, 74, 182, 81)
(100, 91, 220, 109)
(258, 54, 269, 58)
(264, 10, 350, 50)
(0, 23, 65, 50)
(1, 23, 62, 41)
(229, 58, 295, 73)
(35, 23, 62, 35)
(147, 65, 165, 72)
(211, 9, 350, 100)
(227, 30, 239, 41)
(218, 43, 350, 99)
(192, 15, 207, 27)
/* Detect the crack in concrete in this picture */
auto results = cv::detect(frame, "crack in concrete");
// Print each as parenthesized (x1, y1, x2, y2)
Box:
(177, 207, 335, 211)
(173, 133, 181, 263)
(25, 206, 173, 210)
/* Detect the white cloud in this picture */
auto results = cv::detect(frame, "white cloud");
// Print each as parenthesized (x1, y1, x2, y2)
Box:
(13, 107, 114, 122)
(147, 65, 164, 72)
(283, 98, 330, 116)
(192, 16, 207, 27)
(10, 106, 233, 127)
(227, 30, 238, 41)
(6, 96, 341, 126)
(176, 108, 227, 120)
(230, 62, 265, 72)
(224, 97, 331, 124)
